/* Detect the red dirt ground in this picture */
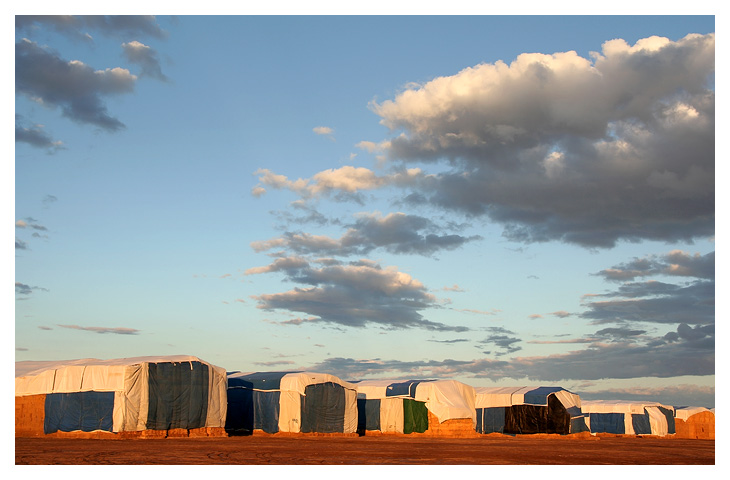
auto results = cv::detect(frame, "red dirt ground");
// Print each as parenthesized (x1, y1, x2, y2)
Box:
(15, 434, 714, 465)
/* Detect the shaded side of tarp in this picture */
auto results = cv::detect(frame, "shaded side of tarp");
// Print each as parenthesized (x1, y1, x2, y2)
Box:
(357, 398, 381, 432)
(476, 407, 505, 434)
(44, 391, 115, 433)
(225, 387, 254, 432)
(146, 361, 209, 430)
(225, 389, 280, 434)
(546, 394, 572, 434)
(522, 386, 564, 406)
(227, 371, 295, 390)
(300, 382, 346, 433)
(589, 413, 626, 434)
(403, 398, 428, 434)
(504, 404, 546, 434)
(570, 415, 590, 433)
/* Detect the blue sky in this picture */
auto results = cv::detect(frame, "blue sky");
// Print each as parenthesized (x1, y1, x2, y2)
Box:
(13, 13, 716, 408)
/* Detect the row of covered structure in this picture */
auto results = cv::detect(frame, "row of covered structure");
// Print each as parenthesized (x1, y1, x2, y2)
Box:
(15, 355, 714, 439)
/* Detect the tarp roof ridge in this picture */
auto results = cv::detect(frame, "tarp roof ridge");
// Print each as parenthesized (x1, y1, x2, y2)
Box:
(16, 355, 211, 378)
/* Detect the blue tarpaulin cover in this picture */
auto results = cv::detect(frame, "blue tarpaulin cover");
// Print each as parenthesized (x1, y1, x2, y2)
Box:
(225, 388, 280, 433)
(522, 387, 564, 405)
(357, 398, 381, 431)
(632, 413, 651, 434)
(589, 413, 626, 434)
(476, 407, 506, 434)
(146, 361, 209, 430)
(44, 391, 115, 434)
(227, 371, 300, 390)
(385, 380, 426, 398)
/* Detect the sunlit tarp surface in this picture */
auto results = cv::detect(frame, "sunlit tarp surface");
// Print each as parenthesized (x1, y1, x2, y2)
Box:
(226, 371, 357, 434)
(16, 355, 228, 433)
(581, 400, 675, 436)
(474, 386, 586, 434)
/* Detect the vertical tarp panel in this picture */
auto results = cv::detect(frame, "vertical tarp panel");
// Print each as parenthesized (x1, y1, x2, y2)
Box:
(477, 407, 505, 434)
(300, 382, 345, 433)
(659, 406, 675, 435)
(206, 365, 227, 428)
(632, 413, 651, 435)
(380, 398, 404, 433)
(146, 361, 209, 430)
(279, 390, 301, 433)
(546, 394, 571, 434)
(253, 390, 280, 433)
(343, 387, 358, 434)
(589, 413, 626, 434)
(44, 391, 115, 433)
(225, 388, 254, 432)
(357, 398, 381, 432)
(570, 416, 589, 434)
(119, 363, 147, 431)
(403, 398, 428, 434)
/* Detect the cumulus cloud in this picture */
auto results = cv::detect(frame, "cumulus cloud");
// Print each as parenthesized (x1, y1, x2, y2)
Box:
(16, 38, 137, 131)
(339, 34, 714, 248)
(15, 15, 166, 41)
(252, 166, 424, 200)
(121, 40, 168, 81)
(15, 239, 28, 250)
(248, 257, 466, 332)
(15, 115, 63, 151)
(57, 324, 140, 335)
(252, 211, 480, 258)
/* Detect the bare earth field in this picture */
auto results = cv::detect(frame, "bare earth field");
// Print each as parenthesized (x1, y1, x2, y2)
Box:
(15, 435, 714, 465)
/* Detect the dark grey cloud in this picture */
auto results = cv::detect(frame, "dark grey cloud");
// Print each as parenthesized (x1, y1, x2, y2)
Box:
(16, 38, 136, 131)
(15, 15, 166, 41)
(15, 282, 48, 295)
(370, 34, 715, 248)
(477, 326, 522, 356)
(15, 115, 63, 152)
(16, 219, 47, 231)
(121, 41, 168, 82)
(57, 324, 140, 335)
(581, 279, 714, 326)
(42, 195, 58, 207)
(596, 250, 715, 281)
(309, 327, 713, 381)
(15, 239, 28, 250)
(247, 257, 467, 332)
(427, 338, 469, 344)
(254, 212, 480, 258)
(594, 327, 647, 339)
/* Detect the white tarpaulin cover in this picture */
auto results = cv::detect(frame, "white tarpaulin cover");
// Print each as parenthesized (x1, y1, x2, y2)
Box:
(674, 406, 713, 421)
(414, 380, 476, 426)
(227, 371, 358, 434)
(15, 355, 228, 432)
(474, 386, 581, 411)
(356, 379, 476, 424)
(581, 400, 674, 436)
